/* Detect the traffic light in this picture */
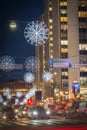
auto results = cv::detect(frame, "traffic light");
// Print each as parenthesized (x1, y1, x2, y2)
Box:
(35, 91, 42, 100)
(27, 98, 33, 105)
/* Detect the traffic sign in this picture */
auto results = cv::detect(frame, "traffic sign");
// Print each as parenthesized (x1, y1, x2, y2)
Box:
(48, 58, 72, 68)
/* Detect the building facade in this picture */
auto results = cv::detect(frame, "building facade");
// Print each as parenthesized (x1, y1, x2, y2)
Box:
(35, 0, 87, 100)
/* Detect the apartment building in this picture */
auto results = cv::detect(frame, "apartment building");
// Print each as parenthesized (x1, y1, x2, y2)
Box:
(35, 0, 87, 100)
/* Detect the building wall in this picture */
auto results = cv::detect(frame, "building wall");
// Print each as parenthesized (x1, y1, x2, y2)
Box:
(67, 0, 79, 98)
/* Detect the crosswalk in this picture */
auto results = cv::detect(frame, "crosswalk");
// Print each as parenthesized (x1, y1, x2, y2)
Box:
(0, 118, 87, 128)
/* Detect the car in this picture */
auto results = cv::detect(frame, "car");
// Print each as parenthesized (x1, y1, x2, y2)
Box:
(27, 105, 51, 119)
(18, 107, 27, 118)
(2, 106, 16, 120)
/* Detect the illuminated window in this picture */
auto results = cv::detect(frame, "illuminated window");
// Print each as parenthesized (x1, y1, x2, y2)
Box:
(60, 2, 67, 6)
(61, 40, 68, 45)
(60, 9, 67, 14)
(49, 7, 52, 11)
(80, 68, 87, 72)
(49, 19, 53, 23)
(50, 55, 53, 58)
(49, 31, 53, 35)
(50, 43, 53, 47)
(62, 71, 68, 76)
(61, 48, 68, 53)
(60, 17, 68, 22)
(49, 25, 53, 29)
(79, 11, 87, 17)
(79, 44, 87, 50)
(50, 37, 53, 41)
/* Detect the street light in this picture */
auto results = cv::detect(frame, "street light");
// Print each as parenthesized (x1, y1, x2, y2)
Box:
(9, 21, 17, 31)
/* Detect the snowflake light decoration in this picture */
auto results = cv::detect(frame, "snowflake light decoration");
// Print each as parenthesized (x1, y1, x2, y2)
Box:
(0, 56, 15, 72)
(15, 98, 19, 104)
(3, 88, 11, 96)
(16, 91, 23, 98)
(7, 95, 12, 100)
(25, 56, 40, 72)
(24, 21, 49, 46)
(24, 72, 35, 83)
(42, 71, 52, 82)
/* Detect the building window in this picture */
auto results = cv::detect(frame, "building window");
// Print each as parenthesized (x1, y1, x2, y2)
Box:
(80, 55, 87, 64)
(79, 11, 87, 17)
(60, 9, 67, 14)
(80, 67, 87, 72)
(60, 17, 68, 22)
(79, 44, 87, 50)
(50, 43, 53, 47)
(80, 77, 87, 86)
(61, 40, 68, 45)
(49, 31, 53, 35)
(79, 22, 87, 28)
(78, 1, 87, 7)
(61, 24, 67, 30)
(61, 53, 68, 58)
(49, 7, 52, 11)
(60, 1, 67, 6)
(49, 19, 53, 23)
(49, 25, 53, 29)
(62, 71, 68, 76)
(61, 48, 68, 53)
(50, 37, 53, 41)
(50, 55, 53, 59)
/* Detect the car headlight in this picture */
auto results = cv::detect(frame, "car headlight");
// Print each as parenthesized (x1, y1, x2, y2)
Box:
(22, 111, 26, 115)
(33, 111, 38, 115)
(2, 115, 7, 120)
(46, 110, 50, 115)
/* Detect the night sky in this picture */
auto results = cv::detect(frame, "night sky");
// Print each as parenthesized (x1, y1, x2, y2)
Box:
(0, 0, 43, 82)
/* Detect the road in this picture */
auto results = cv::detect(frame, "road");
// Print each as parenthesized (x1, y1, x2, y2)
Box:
(0, 117, 87, 130)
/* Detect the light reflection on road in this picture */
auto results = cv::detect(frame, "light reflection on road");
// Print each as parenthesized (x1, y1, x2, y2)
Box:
(0, 118, 87, 130)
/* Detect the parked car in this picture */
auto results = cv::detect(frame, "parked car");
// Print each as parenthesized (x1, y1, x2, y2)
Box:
(27, 105, 51, 119)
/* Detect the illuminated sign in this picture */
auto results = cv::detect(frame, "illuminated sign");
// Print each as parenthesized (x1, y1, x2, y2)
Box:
(72, 82, 80, 94)
(48, 58, 72, 68)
